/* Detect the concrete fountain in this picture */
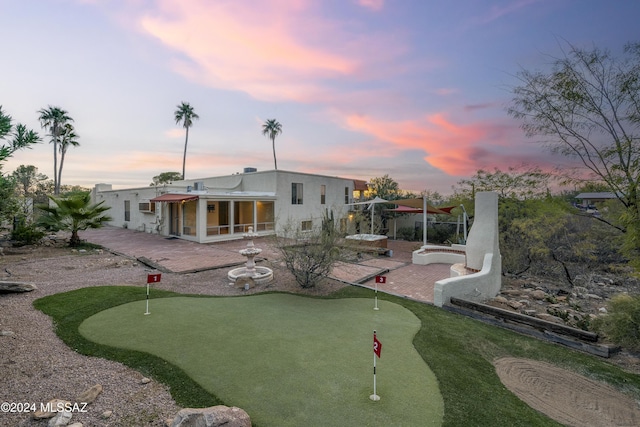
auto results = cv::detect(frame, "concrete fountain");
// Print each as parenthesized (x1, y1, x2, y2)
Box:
(227, 226, 273, 287)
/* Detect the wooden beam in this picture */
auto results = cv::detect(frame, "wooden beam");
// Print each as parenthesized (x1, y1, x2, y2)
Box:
(449, 297, 599, 342)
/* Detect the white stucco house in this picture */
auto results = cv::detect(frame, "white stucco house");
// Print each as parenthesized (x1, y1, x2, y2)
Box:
(91, 169, 368, 243)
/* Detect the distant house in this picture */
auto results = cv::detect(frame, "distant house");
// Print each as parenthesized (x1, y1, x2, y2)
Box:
(91, 169, 367, 243)
(574, 192, 619, 208)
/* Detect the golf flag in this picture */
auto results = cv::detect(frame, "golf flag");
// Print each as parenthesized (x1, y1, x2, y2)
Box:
(375, 275, 386, 284)
(147, 273, 161, 283)
(373, 333, 382, 358)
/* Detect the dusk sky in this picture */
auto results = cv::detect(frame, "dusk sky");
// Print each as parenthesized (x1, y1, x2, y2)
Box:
(2, 0, 639, 195)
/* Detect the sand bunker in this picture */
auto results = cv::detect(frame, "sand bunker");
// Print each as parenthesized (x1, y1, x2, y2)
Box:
(494, 357, 640, 427)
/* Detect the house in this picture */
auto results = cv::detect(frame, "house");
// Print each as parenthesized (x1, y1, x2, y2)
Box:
(574, 192, 619, 208)
(91, 169, 368, 243)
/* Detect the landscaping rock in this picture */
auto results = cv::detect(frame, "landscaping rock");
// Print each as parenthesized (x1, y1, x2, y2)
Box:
(49, 410, 72, 426)
(33, 399, 72, 420)
(507, 300, 523, 310)
(0, 281, 37, 293)
(493, 296, 508, 304)
(75, 384, 102, 404)
(170, 406, 251, 427)
(141, 377, 151, 384)
(530, 290, 546, 300)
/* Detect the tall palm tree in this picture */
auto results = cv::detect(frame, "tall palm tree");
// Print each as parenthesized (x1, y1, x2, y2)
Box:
(174, 102, 199, 180)
(38, 106, 73, 194)
(57, 123, 80, 194)
(262, 119, 282, 170)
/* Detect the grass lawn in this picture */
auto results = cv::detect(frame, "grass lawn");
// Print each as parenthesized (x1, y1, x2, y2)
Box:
(34, 286, 640, 427)
(78, 294, 443, 426)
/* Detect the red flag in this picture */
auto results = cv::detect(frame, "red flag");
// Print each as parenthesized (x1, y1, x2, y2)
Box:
(373, 334, 382, 358)
(375, 275, 386, 284)
(147, 273, 161, 283)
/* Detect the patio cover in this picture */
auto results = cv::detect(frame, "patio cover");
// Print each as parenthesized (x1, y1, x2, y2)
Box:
(385, 205, 457, 215)
(392, 198, 456, 214)
(150, 194, 199, 203)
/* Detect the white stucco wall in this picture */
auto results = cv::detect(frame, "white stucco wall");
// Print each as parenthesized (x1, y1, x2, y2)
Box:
(92, 170, 357, 242)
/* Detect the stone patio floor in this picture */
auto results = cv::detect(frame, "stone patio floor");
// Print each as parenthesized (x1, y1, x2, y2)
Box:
(82, 227, 452, 304)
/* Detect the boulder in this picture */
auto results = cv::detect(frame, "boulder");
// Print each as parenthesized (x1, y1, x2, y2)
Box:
(530, 290, 546, 300)
(0, 281, 37, 293)
(170, 406, 251, 427)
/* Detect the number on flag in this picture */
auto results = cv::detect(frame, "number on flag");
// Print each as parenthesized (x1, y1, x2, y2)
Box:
(373, 334, 382, 358)
(147, 273, 162, 283)
(375, 275, 386, 284)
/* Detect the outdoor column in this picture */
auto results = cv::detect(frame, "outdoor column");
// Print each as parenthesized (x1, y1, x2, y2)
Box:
(253, 201, 258, 232)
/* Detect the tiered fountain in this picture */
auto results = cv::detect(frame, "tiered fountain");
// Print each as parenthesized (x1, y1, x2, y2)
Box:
(227, 227, 273, 287)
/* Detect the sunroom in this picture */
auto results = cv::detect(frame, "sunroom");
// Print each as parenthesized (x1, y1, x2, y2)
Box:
(150, 191, 276, 243)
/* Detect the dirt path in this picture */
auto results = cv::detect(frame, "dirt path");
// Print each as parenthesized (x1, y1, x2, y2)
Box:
(494, 357, 640, 426)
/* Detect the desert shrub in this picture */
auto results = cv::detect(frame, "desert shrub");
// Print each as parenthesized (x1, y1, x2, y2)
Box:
(593, 294, 640, 351)
(396, 226, 416, 241)
(11, 223, 45, 246)
(275, 214, 347, 289)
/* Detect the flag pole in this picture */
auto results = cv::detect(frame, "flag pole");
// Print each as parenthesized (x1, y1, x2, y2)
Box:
(145, 282, 150, 315)
(370, 330, 380, 401)
(374, 281, 379, 310)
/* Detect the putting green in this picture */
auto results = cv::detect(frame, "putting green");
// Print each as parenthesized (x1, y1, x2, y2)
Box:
(79, 294, 443, 426)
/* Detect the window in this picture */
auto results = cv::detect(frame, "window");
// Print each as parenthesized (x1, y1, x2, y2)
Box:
(124, 200, 130, 221)
(344, 187, 349, 204)
(301, 220, 312, 231)
(320, 185, 326, 204)
(292, 183, 303, 204)
(234, 201, 254, 232)
(138, 202, 156, 213)
(183, 201, 197, 236)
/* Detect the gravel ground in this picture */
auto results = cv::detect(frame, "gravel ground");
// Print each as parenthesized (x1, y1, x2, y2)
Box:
(0, 245, 346, 427)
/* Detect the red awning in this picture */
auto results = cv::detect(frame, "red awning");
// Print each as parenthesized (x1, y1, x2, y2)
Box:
(353, 179, 368, 191)
(150, 194, 199, 203)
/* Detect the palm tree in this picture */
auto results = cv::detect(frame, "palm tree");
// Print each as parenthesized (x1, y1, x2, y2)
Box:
(38, 106, 73, 194)
(57, 123, 80, 194)
(37, 192, 112, 247)
(174, 102, 199, 180)
(262, 119, 282, 170)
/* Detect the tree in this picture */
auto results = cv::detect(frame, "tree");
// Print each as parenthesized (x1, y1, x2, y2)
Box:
(0, 107, 41, 222)
(508, 42, 640, 267)
(262, 119, 282, 170)
(11, 165, 47, 198)
(11, 165, 49, 220)
(37, 192, 112, 247)
(57, 123, 80, 193)
(38, 105, 73, 195)
(151, 171, 183, 186)
(0, 106, 41, 164)
(455, 166, 552, 200)
(174, 102, 199, 180)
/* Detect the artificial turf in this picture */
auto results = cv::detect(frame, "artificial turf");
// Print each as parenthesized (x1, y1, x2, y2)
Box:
(35, 285, 640, 427)
(78, 294, 444, 426)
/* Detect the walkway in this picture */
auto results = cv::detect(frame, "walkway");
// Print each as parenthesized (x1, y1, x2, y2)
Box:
(82, 227, 452, 304)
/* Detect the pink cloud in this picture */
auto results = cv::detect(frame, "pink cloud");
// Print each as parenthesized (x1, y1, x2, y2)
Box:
(131, 0, 408, 103)
(357, 0, 384, 12)
(342, 112, 529, 176)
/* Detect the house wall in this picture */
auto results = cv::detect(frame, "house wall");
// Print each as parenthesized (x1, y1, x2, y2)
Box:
(272, 171, 353, 234)
(93, 185, 164, 234)
(92, 170, 358, 242)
